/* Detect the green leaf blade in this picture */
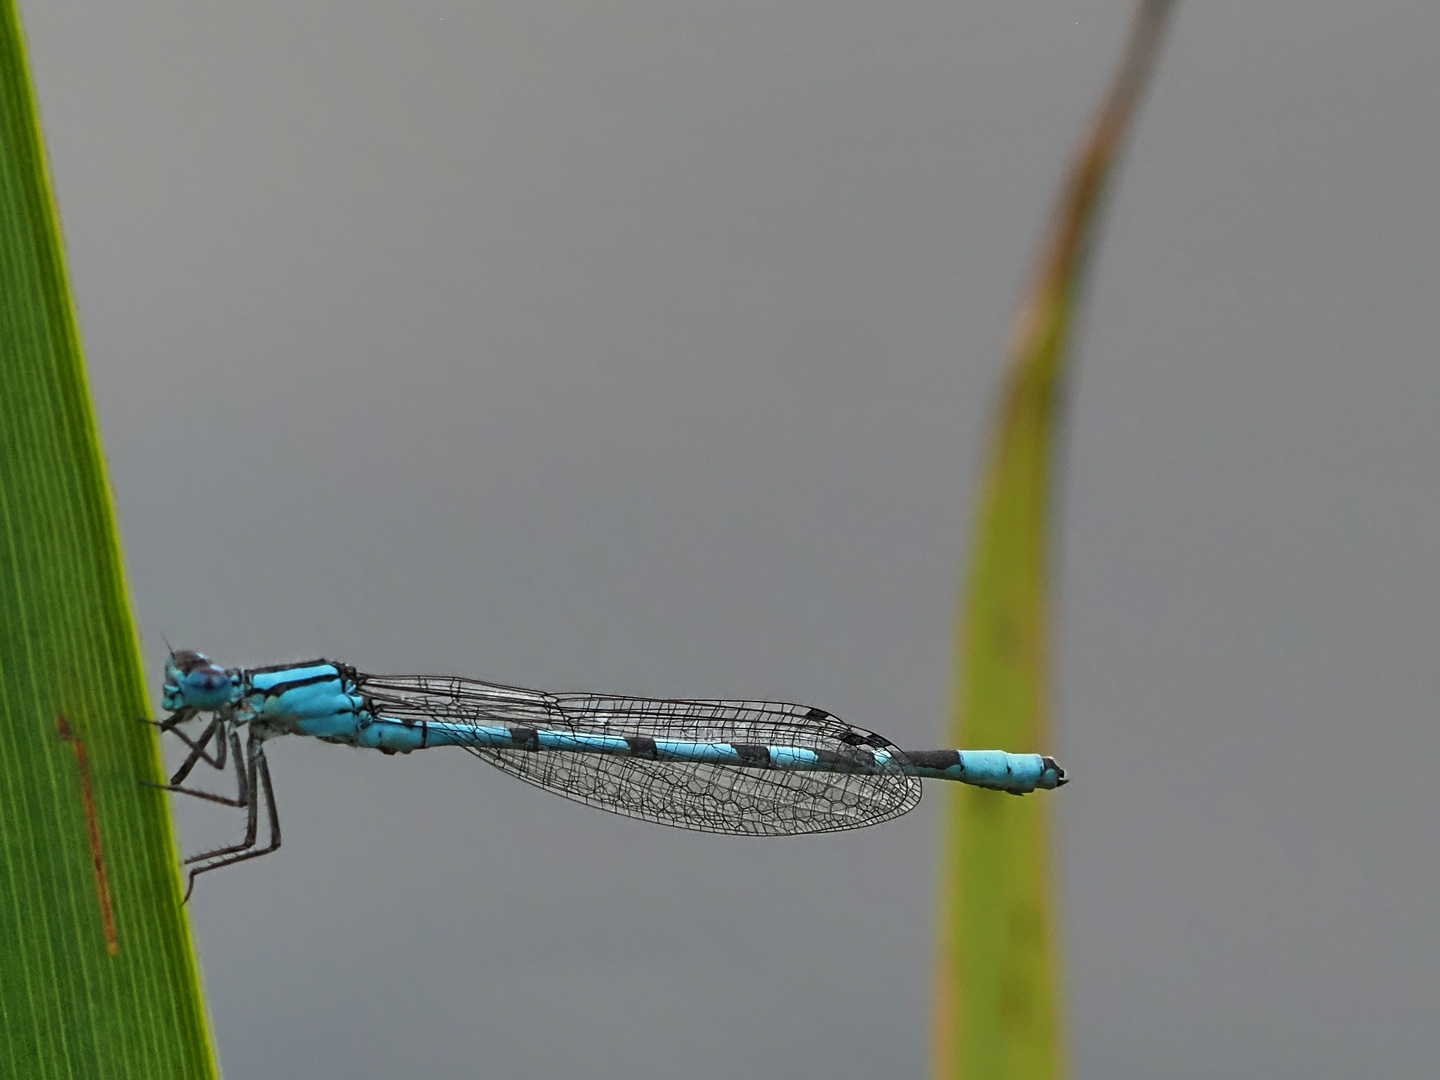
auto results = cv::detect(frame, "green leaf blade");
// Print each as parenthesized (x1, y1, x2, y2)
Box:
(0, 4, 221, 1076)
(932, 4, 1177, 1079)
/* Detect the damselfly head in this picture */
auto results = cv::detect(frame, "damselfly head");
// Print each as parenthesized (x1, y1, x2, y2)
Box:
(163, 650, 238, 712)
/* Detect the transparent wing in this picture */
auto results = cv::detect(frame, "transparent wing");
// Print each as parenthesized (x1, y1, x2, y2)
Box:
(357, 673, 922, 834)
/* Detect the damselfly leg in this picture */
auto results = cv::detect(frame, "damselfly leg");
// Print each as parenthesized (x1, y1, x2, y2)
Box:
(180, 733, 281, 902)
(147, 713, 283, 900)
(143, 713, 248, 808)
(155, 715, 228, 782)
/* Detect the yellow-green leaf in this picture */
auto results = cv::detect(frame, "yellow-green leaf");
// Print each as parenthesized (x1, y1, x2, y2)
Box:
(932, 4, 1176, 1078)
(0, 4, 221, 1076)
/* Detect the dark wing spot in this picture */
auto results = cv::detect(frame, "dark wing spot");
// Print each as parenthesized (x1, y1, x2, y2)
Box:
(838, 730, 889, 749)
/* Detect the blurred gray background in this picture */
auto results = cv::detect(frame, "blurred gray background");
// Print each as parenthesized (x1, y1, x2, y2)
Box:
(23, 1, 1440, 1077)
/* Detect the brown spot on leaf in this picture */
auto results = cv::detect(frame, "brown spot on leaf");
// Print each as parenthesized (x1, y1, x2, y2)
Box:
(56, 714, 118, 955)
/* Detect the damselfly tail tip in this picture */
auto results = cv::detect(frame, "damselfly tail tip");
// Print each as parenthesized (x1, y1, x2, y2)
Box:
(1043, 756, 1068, 788)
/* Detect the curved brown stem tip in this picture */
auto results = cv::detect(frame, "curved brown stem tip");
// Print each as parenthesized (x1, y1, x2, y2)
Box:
(1005, 0, 1179, 397)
